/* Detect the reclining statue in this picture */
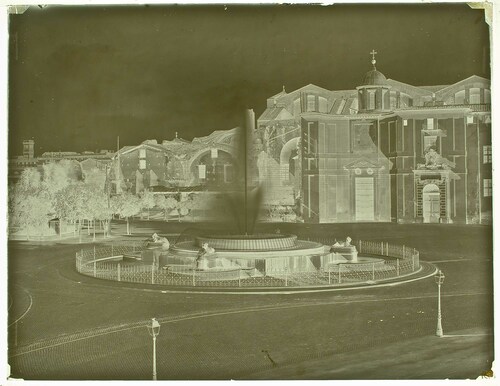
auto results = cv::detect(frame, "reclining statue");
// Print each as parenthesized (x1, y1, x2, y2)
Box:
(151, 233, 170, 250)
(330, 236, 357, 262)
(196, 242, 216, 269)
(331, 236, 352, 250)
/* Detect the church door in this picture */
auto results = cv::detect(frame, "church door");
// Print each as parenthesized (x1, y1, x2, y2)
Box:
(355, 177, 375, 221)
(423, 184, 440, 223)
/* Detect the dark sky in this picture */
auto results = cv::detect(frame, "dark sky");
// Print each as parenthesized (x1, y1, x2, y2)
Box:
(8, 4, 490, 156)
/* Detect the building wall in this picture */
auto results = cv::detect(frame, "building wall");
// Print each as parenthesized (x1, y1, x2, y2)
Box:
(119, 148, 168, 193)
(301, 116, 392, 223)
(374, 110, 492, 224)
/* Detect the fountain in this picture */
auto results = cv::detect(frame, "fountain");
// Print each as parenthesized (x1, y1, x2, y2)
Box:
(134, 109, 395, 285)
(76, 110, 421, 289)
(152, 110, 367, 279)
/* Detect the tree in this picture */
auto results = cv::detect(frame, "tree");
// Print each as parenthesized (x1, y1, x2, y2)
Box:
(9, 169, 54, 238)
(155, 195, 178, 221)
(9, 183, 53, 238)
(139, 191, 156, 220)
(83, 184, 111, 240)
(83, 167, 107, 190)
(41, 160, 81, 197)
(54, 182, 87, 242)
(17, 167, 43, 193)
(112, 192, 142, 235)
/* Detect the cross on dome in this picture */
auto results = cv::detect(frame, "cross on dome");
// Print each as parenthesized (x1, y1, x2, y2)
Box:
(370, 49, 378, 69)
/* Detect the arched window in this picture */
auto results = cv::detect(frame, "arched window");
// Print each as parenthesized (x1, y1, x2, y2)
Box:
(455, 90, 465, 104)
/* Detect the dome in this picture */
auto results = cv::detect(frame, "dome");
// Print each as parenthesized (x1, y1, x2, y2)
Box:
(362, 69, 387, 86)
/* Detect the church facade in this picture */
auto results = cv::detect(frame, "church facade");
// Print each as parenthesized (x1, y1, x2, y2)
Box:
(256, 55, 491, 224)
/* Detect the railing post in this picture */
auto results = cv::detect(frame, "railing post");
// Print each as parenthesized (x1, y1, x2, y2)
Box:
(396, 258, 400, 276)
(285, 266, 288, 287)
(412, 254, 415, 271)
(151, 265, 155, 285)
(328, 269, 331, 285)
(192, 269, 196, 287)
(338, 264, 342, 284)
(111, 244, 114, 257)
(93, 260, 96, 277)
(117, 263, 121, 281)
(93, 245, 96, 260)
(403, 245, 406, 258)
(372, 263, 375, 281)
(381, 242, 384, 256)
(386, 242, 389, 256)
(238, 269, 241, 287)
(359, 240, 362, 254)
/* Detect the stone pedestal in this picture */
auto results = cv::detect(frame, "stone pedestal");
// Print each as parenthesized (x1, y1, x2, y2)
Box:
(330, 245, 358, 263)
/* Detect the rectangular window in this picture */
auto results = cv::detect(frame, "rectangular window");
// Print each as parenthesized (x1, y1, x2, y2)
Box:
(426, 118, 434, 130)
(483, 178, 492, 197)
(198, 164, 206, 179)
(368, 91, 375, 109)
(139, 148, 146, 158)
(403, 119, 408, 126)
(307, 95, 316, 112)
(483, 145, 492, 164)
(469, 88, 481, 104)
(467, 116, 474, 124)
(211, 148, 218, 158)
(307, 122, 317, 154)
(319, 97, 328, 113)
(139, 159, 146, 170)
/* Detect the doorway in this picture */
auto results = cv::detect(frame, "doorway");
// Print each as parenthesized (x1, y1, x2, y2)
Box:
(423, 183, 440, 223)
(355, 177, 375, 221)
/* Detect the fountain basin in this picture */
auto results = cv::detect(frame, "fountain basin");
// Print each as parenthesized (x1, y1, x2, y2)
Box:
(195, 234, 298, 251)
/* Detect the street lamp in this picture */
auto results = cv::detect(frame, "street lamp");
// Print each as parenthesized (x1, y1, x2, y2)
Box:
(434, 270, 445, 337)
(147, 318, 161, 380)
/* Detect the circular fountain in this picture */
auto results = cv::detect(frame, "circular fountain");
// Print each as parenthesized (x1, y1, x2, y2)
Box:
(163, 233, 356, 276)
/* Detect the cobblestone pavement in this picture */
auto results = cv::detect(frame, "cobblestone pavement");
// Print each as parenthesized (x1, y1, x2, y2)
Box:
(7, 221, 493, 380)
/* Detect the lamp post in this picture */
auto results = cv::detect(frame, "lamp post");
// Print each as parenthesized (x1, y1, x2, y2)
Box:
(147, 318, 161, 380)
(434, 270, 445, 337)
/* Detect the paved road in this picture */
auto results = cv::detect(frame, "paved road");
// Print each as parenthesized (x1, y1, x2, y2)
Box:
(7, 221, 493, 380)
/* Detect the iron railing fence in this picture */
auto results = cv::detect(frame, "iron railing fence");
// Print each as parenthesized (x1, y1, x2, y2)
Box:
(75, 239, 420, 288)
